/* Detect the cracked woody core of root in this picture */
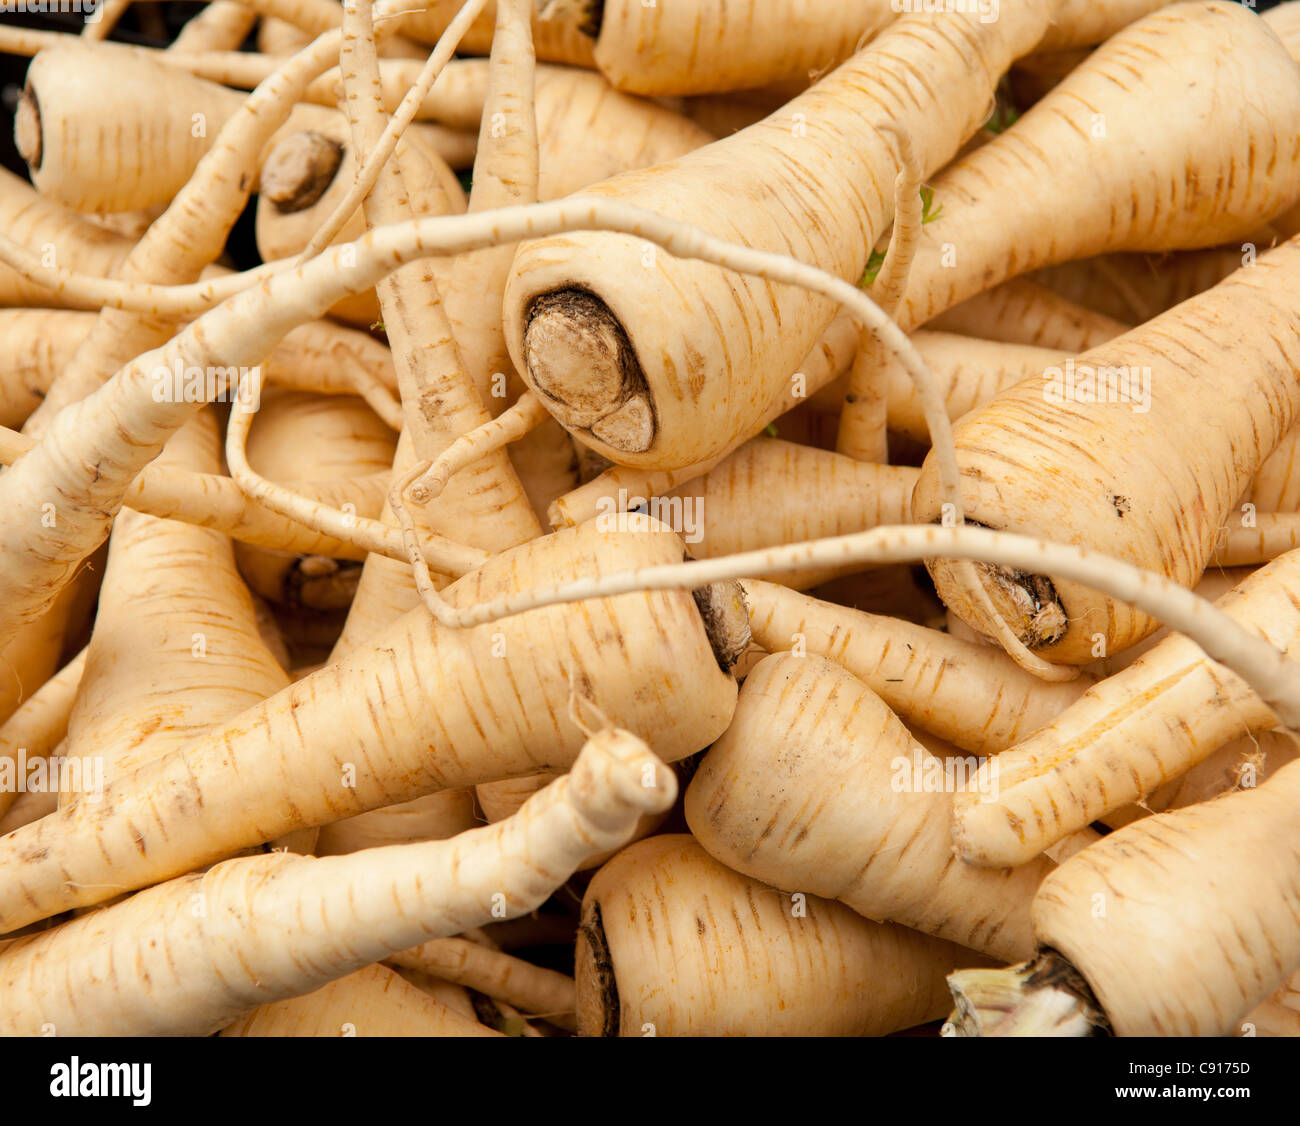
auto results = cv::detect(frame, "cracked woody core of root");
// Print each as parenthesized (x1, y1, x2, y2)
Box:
(261, 132, 345, 214)
(523, 289, 656, 455)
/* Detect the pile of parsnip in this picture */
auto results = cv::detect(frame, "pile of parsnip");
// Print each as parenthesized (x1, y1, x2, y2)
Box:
(0, 0, 1298, 1039)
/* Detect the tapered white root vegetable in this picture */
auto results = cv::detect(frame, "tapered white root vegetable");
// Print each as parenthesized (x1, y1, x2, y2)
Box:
(0, 310, 93, 428)
(951, 549, 1300, 868)
(442, 0, 551, 417)
(293, 0, 488, 266)
(476, 774, 555, 825)
(509, 415, 580, 528)
(220, 963, 500, 1037)
(390, 965, 478, 1020)
(873, 332, 1062, 444)
(0, 786, 57, 836)
(0, 650, 84, 821)
(475, 762, 668, 874)
(547, 313, 861, 529)
(893, 3, 1300, 335)
(164, 55, 711, 187)
(576, 834, 977, 1037)
(0, 168, 136, 310)
(172, 0, 258, 52)
(686, 654, 1057, 960)
(341, 0, 545, 566)
(411, 392, 549, 504)
(912, 238, 1300, 667)
(388, 937, 576, 1029)
(61, 412, 291, 801)
(0, 520, 742, 932)
(948, 755, 1300, 1037)
(504, 4, 1053, 466)
(21, 24, 365, 447)
(315, 789, 478, 855)
(399, 0, 595, 66)
(565, 0, 1174, 97)
(15, 41, 356, 213)
(842, 123, 925, 455)
(927, 279, 1128, 353)
(256, 114, 466, 329)
(1102, 729, 1300, 831)
(576, 0, 894, 97)
(742, 580, 1093, 755)
(0, 731, 675, 1035)
(1032, 245, 1250, 325)
(1211, 513, 1300, 568)
(0, 183, 996, 667)
(232, 389, 397, 609)
(664, 439, 916, 590)
(1249, 426, 1300, 513)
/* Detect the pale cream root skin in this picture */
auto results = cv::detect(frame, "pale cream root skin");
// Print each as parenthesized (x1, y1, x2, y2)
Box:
(0, 731, 674, 1035)
(0, 649, 84, 821)
(220, 964, 500, 1037)
(913, 241, 1300, 666)
(686, 654, 1056, 961)
(0, 168, 136, 310)
(1102, 729, 1300, 831)
(232, 389, 396, 609)
(0, 520, 738, 932)
(952, 550, 1300, 868)
(590, 0, 892, 97)
(388, 936, 576, 1029)
(399, 0, 596, 66)
(576, 835, 972, 1037)
(20, 42, 365, 213)
(547, 314, 860, 529)
(928, 279, 1129, 353)
(315, 789, 477, 855)
(255, 117, 466, 329)
(875, 332, 1063, 445)
(742, 580, 1093, 755)
(0, 310, 94, 428)
(894, 4, 1300, 334)
(1031, 757, 1300, 1037)
(505, 4, 1053, 468)
(62, 412, 291, 799)
(667, 439, 917, 590)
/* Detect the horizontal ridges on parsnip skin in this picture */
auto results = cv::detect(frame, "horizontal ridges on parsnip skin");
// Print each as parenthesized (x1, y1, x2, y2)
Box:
(504, 3, 1053, 469)
(260, 131, 344, 213)
(62, 412, 291, 795)
(0, 519, 738, 934)
(684, 653, 1055, 961)
(576, 835, 963, 1036)
(669, 439, 918, 590)
(912, 239, 1300, 666)
(740, 579, 1093, 755)
(896, 1, 1300, 334)
(524, 289, 652, 445)
(1030, 758, 1300, 1037)
(0, 734, 671, 1035)
(950, 551, 1300, 868)
(591, 0, 892, 98)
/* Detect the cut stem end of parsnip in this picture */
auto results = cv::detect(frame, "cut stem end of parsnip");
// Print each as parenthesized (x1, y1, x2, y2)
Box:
(946, 950, 1106, 1037)
(524, 289, 655, 453)
(693, 579, 752, 674)
(15, 87, 41, 171)
(931, 556, 1068, 652)
(540, 0, 602, 40)
(261, 132, 345, 214)
(575, 900, 620, 1037)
